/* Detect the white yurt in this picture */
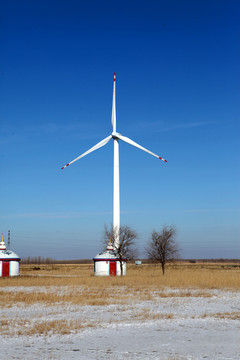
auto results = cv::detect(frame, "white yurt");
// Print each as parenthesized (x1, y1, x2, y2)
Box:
(93, 239, 127, 276)
(0, 234, 20, 277)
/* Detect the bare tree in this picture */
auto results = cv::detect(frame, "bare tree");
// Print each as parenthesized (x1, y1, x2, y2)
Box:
(103, 225, 138, 276)
(146, 225, 179, 275)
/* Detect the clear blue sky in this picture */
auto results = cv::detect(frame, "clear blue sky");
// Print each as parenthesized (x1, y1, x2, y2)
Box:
(1, 0, 239, 259)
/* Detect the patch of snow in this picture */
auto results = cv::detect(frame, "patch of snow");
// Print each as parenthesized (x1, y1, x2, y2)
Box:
(1, 288, 239, 359)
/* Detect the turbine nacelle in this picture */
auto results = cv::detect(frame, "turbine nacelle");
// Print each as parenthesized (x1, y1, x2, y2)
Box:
(112, 131, 121, 139)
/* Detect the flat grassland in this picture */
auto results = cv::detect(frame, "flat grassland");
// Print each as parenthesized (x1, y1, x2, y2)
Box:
(0, 262, 239, 359)
(1, 261, 240, 289)
(0, 262, 239, 309)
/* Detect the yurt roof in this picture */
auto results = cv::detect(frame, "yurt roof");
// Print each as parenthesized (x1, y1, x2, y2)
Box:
(0, 249, 20, 260)
(93, 249, 118, 260)
(93, 250, 127, 261)
(93, 238, 127, 261)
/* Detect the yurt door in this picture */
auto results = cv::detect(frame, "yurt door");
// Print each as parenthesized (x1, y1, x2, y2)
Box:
(2, 262, 10, 277)
(109, 261, 116, 276)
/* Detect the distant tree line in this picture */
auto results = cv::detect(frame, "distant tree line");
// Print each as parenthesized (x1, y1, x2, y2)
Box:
(21, 257, 93, 265)
(21, 257, 240, 266)
(185, 259, 240, 264)
(21, 256, 56, 264)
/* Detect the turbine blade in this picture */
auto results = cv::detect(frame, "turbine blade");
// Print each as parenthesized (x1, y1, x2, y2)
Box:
(61, 135, 112, 169)
(116, 133, 167, 162)
(111, 73, 116, 132)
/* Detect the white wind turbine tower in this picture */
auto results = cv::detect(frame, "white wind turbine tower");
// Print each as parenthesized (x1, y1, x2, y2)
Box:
(61, 73, 167, 249)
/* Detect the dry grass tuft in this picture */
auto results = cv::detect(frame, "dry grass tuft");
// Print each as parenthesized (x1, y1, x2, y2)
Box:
(0, 318, 94, 336)
(0, 289, 125, 307)
(132, 309, 174, 321)
(201, 312, 240, 320)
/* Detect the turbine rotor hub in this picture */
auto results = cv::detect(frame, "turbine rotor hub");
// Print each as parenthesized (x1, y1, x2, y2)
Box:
(112, 131, 120, 139)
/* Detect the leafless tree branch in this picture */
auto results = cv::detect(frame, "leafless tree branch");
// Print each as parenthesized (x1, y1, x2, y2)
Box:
(146, 225, 180, 274)
(103, 224, 138, 275)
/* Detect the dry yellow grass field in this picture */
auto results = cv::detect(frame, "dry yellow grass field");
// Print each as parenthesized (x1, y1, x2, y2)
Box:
(0, 262, 239, 292)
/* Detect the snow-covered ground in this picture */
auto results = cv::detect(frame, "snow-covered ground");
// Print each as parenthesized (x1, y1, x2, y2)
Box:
(1, 287, 239, 359)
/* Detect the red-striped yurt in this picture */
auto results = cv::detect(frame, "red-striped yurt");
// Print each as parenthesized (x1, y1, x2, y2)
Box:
(0, 234, 20, 277)
(93, 239, 126, 276)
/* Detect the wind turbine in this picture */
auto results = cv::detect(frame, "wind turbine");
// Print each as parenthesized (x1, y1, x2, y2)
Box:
(61, 73, 167, 248)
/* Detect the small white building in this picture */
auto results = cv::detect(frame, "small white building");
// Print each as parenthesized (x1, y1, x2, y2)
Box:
(93, 239, 127, 276)
(0, 234, 20, 277)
